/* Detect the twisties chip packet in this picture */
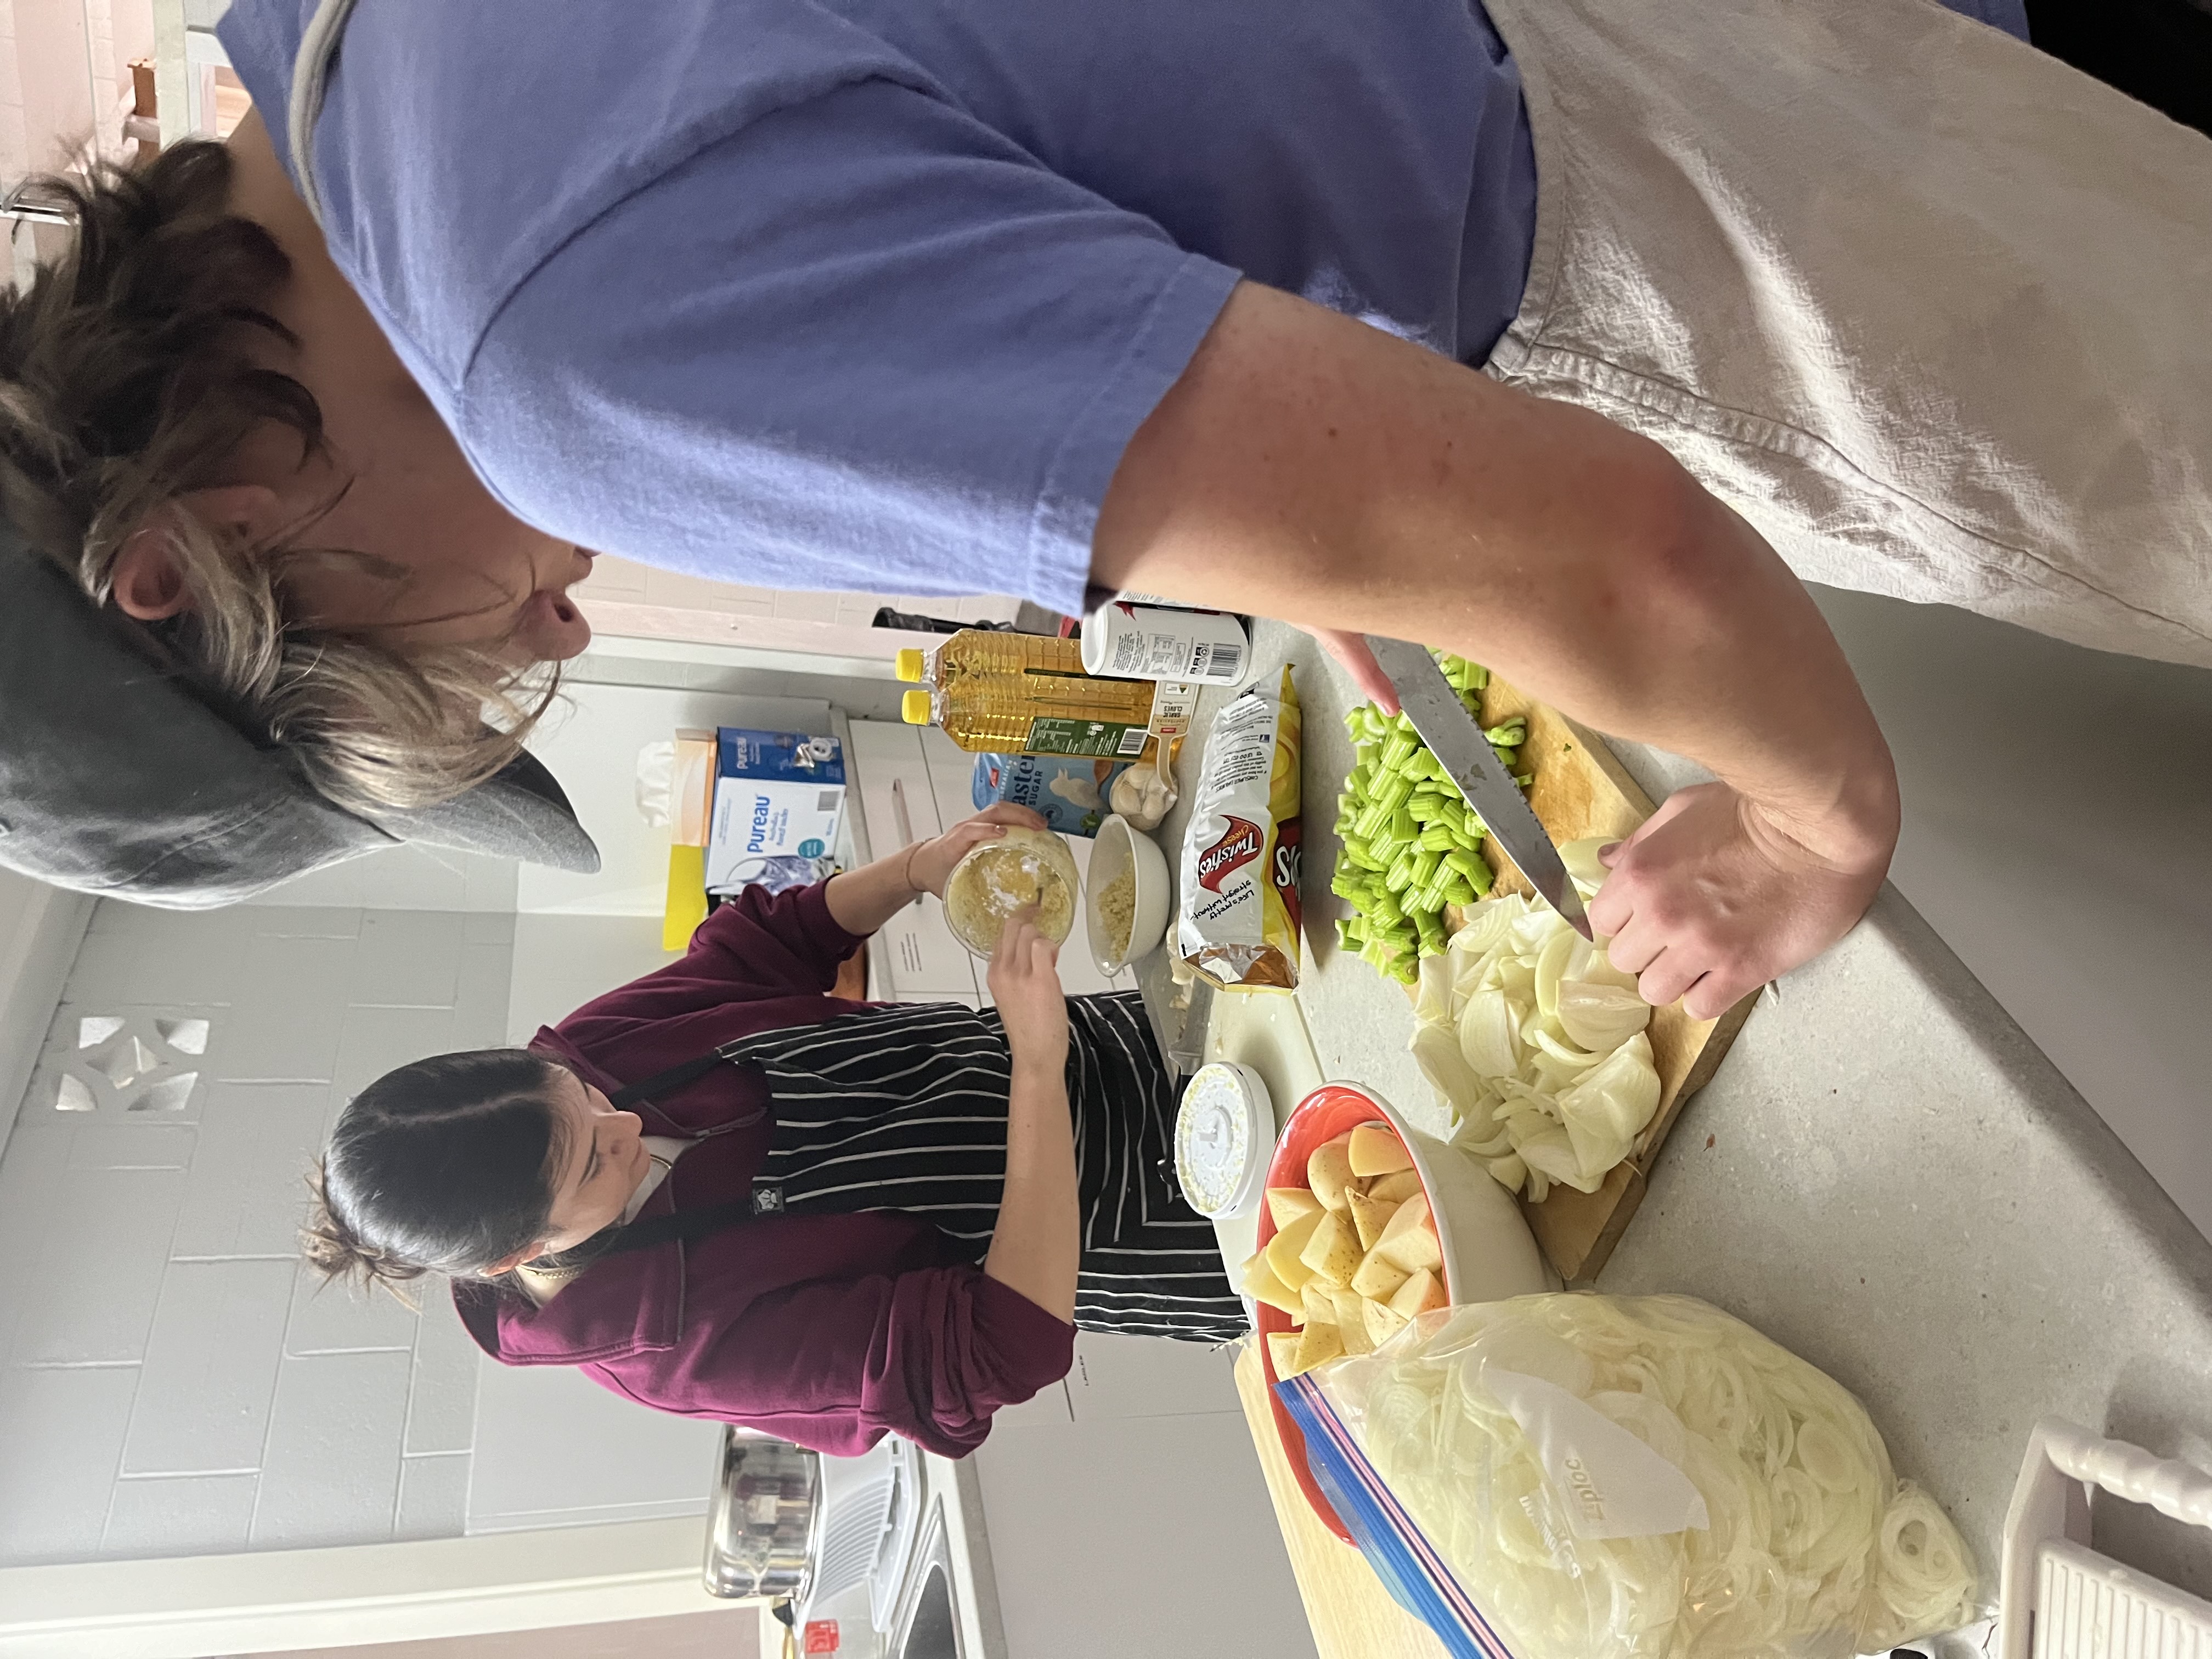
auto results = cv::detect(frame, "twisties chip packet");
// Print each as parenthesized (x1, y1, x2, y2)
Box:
(1177, 667, 1303, 991)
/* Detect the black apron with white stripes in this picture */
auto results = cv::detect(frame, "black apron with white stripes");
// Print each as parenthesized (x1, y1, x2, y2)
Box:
(723, 993, 1245, 1344)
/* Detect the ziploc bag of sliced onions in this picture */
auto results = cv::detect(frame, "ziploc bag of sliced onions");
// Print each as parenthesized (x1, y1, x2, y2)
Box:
(1276, 1293, 1978, 1659)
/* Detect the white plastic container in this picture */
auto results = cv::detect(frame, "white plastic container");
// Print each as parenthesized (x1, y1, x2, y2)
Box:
(1081, 600, 1251, 687)
(1174, 1062, 1273, 1221)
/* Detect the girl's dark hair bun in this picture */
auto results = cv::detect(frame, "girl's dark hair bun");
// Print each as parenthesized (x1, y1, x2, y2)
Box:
(305, 1049, 573, 1294)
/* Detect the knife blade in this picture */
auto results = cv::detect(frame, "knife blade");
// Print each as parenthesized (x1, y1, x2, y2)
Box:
(1363, 636, 1593, 940)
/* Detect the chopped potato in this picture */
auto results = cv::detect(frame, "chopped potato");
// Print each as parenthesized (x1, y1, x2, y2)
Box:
(1300, 1210, 1362, 1288)
(1300, 1282, 1339, 1330)
(1363, 1295, 1410, 1350)
(1388, 1267, 1447, 1321)
(1265, 1209, 1325, 1291)
(1238, 1150, 1446, 1380)
(1348, 1122, 1415, 1178)
(1347, 1188, 1396, 1252)
(1376, 1193, 1444, 1273)
(1266, 1186, 1324, 1228)
(1367, 1169, 1424, 1206)
(1352, 1247, 1413, 1303)
(1291, 1320, 1345, 1376)
(1240, 1251, 1303, 1317)
(1307, 1136, 1356, 1212)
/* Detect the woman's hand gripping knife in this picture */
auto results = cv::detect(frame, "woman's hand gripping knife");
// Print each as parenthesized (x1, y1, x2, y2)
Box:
(1092, 282, 1899, 1019)
(822, 802, 1050, 938)
(983, 910, 1079, 1323)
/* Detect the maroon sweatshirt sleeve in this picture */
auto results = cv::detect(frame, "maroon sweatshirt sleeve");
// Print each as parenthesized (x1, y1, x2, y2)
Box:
(599, 1264, 1075, 1459)
(690, 881, 865, 995)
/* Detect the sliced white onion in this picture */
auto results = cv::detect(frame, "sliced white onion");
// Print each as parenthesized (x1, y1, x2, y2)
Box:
(1558, 836, 1614, 897)
(1414, 950, 1455, 1029)
(1558, 981, 1652, 1053)
(1412, 1020, 1488, 1116)
(1533, 926, 1576, 1022)
(1555, 1032, 1661, 1180)
(1459, 987, 1524, 1079)
(1324, 1296, 1979, 1659)
(1403, 857, 1668, 1202)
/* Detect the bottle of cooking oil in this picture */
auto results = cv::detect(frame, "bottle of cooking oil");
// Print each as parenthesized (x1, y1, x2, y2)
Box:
(897, 630, 1167, 758)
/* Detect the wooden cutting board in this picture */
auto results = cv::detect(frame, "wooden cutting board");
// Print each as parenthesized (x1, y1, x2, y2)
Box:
(1434, 676, 1757, 1285)
(1232, 1340, 1451, 1659)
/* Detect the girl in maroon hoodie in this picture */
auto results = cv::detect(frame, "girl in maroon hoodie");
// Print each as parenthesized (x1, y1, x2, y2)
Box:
(303, 805, 1244, 1457)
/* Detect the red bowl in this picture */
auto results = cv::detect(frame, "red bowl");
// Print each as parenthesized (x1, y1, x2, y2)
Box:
(1255, 1082, 1443, 1547)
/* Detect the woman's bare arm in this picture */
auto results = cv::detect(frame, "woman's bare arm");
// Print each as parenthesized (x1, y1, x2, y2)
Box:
(1092, 281, 1898, 1016)
(980, 917, 1079, 1323)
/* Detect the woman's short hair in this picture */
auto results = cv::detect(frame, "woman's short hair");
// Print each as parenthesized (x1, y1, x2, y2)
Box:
(304, 1049, 572, 1293)
(0, 141, 554, 814)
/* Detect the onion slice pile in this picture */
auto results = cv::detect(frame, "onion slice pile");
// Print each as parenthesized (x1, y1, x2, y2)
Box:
(1407, 843, 1661, 1199)
(1322, 1294, 1980, 1659)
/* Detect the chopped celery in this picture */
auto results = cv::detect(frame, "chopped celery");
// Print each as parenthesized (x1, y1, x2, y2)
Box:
(1407, 789, 1451, 821)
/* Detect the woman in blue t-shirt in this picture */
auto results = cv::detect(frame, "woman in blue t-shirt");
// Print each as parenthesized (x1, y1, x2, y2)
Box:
(3, 0, 2207, 1016)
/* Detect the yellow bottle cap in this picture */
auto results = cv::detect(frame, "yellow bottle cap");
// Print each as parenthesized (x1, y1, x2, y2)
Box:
(893, 648, 926, 682)
(901, 690, 933, 725)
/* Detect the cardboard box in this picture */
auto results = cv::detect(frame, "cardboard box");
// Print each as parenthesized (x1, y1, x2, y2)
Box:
(670, 730, 718, 848)
(704, 729, 847, 894)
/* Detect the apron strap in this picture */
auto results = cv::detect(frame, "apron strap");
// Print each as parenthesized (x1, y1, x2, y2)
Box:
(603, 1040, 758, 1113)
(586, 1037, 773, 1258)
(601, 1194, 760, 1257)
(289, 0, 361, 229)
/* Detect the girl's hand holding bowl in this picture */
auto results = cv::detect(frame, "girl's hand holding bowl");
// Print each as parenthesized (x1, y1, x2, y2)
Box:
(905, 802, 1050, 897)
(988, 910, 1068, 1074)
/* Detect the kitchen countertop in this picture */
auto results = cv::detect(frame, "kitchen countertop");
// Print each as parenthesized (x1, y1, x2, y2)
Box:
(1133, 619, 2212, 1632)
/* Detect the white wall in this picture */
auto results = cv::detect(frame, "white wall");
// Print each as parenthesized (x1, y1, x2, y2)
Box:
(504, 914, 681, 1047)
(241, 844, 520, 913)
(0, 903, 510, 1566)
(517, 684, 834, 918)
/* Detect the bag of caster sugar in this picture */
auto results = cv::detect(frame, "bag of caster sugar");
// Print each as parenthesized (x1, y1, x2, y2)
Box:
(1276, 1293, 1980, 1659)
(1178, 667, 1303, 991)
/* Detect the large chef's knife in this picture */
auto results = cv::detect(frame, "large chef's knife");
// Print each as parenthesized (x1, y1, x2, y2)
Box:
(1364, 636, 1593, 940)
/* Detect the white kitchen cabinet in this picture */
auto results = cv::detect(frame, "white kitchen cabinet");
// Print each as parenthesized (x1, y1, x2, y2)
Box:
(970, 1404, 1318, 1659)
(848, 722, 985, 1005)
(1065, 1331, 1241, 1421)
